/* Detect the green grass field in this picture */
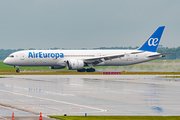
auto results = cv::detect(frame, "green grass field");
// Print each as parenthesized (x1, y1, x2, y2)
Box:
(148, 59, 180, 63)
(160, 76, 180, 78)
(48, 116, 180, 120)
(0, 60, 180, 74)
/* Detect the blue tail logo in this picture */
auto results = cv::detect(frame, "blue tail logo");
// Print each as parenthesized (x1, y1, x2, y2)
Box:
(148, 38, 158, 46)
(138, 26, 165, 52)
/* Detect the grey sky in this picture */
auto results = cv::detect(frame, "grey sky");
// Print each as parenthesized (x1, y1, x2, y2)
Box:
(0, 0, 180, 49)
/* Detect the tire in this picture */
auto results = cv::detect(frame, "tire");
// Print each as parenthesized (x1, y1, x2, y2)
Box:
(86, 68, 95, 72)
(16, 69, 20, 73)
(77, 68, 86, 72)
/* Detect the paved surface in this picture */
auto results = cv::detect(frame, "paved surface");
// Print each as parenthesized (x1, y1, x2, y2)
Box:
(0, 75, 180, 117)
(0, 117, 53, 120)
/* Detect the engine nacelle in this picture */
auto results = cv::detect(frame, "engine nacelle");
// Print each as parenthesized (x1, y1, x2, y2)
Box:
(66, 59, 84, 70)
(49, 66, 66, 69)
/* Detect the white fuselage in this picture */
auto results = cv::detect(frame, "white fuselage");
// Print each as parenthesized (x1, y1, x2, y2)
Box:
(3, 49, 162, 67)
(3, 26, 166, 72)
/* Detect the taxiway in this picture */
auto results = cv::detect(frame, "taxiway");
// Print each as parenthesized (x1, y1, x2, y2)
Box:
(0, 75, 180, 118)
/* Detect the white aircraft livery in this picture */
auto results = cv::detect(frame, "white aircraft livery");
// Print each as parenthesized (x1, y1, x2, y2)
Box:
(4, 26, 168, 73)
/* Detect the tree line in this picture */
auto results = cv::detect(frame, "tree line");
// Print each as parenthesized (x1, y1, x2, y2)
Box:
(0, 46, 180, 60)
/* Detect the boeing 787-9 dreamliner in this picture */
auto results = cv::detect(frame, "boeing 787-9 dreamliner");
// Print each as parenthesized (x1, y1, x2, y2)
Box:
(4, 26, 168, 73)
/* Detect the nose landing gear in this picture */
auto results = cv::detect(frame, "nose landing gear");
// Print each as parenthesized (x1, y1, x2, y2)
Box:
(14, 66, 20, 73)
(16, 69, 20, 73)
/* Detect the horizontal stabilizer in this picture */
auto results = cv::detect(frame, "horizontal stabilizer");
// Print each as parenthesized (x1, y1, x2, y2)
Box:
(147, 52, 172, 58)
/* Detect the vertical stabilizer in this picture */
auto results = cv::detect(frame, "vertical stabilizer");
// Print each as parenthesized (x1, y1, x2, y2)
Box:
(138, 26, 165, 52)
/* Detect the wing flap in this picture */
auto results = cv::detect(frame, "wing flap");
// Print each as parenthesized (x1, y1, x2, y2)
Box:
(84, 51, 146, 65)
(84, 54, 125, 64)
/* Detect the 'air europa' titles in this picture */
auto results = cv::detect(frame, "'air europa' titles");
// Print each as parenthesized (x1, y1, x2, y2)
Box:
(28, 52, 64, 59)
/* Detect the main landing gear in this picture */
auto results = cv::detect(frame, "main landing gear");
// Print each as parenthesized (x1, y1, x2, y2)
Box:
(77, 68, 95, 72)
(77, 68, 86, 72)
(86, 68, 95, 72)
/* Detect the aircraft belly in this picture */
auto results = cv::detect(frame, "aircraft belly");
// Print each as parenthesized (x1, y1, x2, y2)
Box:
(16, 58, 60, 66)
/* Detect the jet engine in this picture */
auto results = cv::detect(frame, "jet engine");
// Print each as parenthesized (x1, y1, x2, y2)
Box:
(66, 59, 84, 70)
(49, 66, 66, 69)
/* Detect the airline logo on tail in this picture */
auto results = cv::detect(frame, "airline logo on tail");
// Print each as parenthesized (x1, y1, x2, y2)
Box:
(138, 26, 165, 52)
(148, 38, 158, 46)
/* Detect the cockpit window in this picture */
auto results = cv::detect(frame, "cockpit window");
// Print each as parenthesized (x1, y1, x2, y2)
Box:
(8, 55, 14, 57)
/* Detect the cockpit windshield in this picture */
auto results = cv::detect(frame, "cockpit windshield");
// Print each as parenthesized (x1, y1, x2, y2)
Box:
(8, 55, 14, 58)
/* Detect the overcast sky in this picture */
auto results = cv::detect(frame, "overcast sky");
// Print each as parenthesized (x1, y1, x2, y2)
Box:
(0, 0, 180, 49)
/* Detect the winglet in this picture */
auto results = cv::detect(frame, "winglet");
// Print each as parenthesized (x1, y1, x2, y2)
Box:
(138, 26, 165, 52)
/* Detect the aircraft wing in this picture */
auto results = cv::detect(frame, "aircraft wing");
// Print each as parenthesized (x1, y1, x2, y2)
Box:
(83, 54, 125, 65)
(83, 51, 146, 65)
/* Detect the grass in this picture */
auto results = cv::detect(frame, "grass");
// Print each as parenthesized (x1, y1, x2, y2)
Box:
(0, 60, 103, 75)
(148, 59, 180, 63)
(0, 60, 180, 75)
(48, 116, 180, 120)
(160, 76, 180, 78)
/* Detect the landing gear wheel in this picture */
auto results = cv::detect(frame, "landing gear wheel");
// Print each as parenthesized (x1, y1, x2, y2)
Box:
(16, 69, 20, 73)
(86, 68, 95, 72)
(77, 68, 86, 72)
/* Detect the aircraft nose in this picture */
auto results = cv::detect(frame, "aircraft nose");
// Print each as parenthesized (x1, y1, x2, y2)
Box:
(3, 58, 9, 65)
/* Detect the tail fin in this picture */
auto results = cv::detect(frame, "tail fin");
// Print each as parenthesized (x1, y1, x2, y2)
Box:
(138, 26, 165, 52)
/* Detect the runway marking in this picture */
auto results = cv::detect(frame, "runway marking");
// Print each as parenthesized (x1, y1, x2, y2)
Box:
(70, 108, 81, 110)
(0, 116, 8, 120)
(0, 89, 107, 113)
(124, 89, 148, 93)
(125, 81, 171, 86)
(33, 100, 41, 102)
(23, 107, 34, 109)
(0, 105, 14, 110)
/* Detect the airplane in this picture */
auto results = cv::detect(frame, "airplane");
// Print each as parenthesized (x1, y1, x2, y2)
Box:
(3, 26, 168, 73)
